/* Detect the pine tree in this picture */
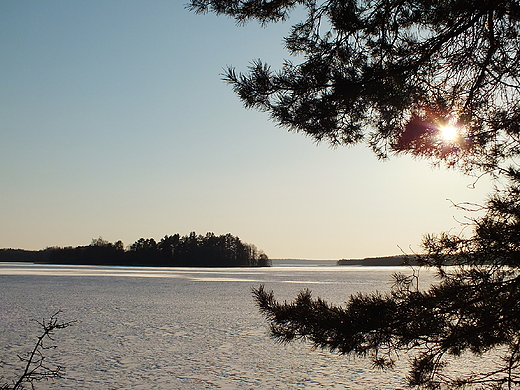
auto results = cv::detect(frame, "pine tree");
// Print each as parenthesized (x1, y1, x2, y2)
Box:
(190, 1, 520, 387)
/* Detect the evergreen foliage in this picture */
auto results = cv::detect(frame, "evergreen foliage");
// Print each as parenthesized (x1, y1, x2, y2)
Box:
(43, 232, 270, 267)
(190, 0, 520, 388)
(189, 0, 520, 173)
(0, 233, 270, 267)
(128, 232, 270, 267)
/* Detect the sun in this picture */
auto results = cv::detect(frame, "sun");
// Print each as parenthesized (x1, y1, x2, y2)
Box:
(438, 125, 458, 141)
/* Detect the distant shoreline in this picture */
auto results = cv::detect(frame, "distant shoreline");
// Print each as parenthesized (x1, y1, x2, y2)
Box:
(271, 256, 416, 266)
(337, 255, 416, 266)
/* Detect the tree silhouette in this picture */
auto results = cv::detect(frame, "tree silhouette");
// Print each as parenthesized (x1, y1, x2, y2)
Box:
(189, 1, 520, 388)
(1, 311, 74, 390)
(189, 0, 520, 174)
(34, 233, 268, 267)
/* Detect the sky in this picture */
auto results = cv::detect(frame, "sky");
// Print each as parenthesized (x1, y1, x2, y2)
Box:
(0, 1, 493, 260)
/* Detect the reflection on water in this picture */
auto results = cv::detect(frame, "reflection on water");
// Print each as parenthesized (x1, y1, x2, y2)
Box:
(1, 262, 436, 389)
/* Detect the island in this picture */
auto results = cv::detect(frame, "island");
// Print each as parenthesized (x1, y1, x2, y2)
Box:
(0, 232, 271, 267)
(337, 255, 417, 266)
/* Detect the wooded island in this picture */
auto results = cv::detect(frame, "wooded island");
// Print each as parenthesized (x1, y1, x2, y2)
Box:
(0, 232, 270, 267)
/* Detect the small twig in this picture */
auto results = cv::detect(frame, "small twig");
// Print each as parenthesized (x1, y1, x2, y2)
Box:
(5, 310, 75, 390)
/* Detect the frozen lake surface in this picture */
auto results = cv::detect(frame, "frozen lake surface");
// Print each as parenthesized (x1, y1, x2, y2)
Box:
(1, 262, 438, 389)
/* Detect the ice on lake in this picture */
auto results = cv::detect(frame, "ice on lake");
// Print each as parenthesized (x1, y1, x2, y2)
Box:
(0, 263, 440, 389)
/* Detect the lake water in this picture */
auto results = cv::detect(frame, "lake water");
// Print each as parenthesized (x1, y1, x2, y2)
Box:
(0, 262, 438, 389)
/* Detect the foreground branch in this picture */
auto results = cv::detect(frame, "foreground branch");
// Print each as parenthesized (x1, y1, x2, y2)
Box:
(1, 310, 75, 390)
(253, 270, 520, 389)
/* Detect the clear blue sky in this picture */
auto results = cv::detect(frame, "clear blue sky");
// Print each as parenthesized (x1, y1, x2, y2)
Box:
(0, 1, 491, 259)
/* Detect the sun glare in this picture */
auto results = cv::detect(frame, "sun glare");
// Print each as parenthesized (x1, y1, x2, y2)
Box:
(438, 125, 458, 141)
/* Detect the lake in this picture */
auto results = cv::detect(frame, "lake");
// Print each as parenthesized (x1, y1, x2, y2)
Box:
(1, 262, 438, 389)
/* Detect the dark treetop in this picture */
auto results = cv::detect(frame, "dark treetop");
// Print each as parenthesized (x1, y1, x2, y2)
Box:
(0, 232, 270, 267)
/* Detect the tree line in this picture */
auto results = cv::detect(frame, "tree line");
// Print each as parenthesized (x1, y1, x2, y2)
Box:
(0, 232, 270, 267)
